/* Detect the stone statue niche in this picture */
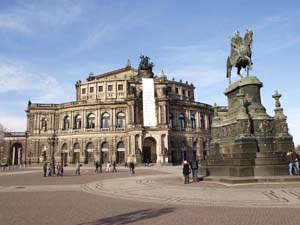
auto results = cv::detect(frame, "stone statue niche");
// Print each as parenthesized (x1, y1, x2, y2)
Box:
(200, 30, 294, 177)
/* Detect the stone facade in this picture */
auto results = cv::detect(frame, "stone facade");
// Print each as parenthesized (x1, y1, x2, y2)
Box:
(2, 64, 212, 166)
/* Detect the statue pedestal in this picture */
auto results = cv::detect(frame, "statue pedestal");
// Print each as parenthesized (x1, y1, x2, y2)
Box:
(201, 76, 294, 177)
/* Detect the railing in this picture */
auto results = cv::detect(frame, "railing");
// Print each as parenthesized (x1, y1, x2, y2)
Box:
(4, 132, 26, 137)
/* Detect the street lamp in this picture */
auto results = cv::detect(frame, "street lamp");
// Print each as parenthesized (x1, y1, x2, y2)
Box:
(48, 133, 58, 174)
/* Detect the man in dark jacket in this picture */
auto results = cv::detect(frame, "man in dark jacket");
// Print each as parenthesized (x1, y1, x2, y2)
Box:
(191, 159, 199, 182)
(287, 150, 298, 175)
(183, 160, 191, 184)
(43, 162, 47, 177)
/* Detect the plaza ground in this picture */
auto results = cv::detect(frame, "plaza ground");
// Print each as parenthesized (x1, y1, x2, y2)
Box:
(1, 166, 300, 225)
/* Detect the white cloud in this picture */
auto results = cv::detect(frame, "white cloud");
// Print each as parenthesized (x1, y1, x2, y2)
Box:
(159, 42, 228, 87)
(0, 60, 70, 102)
(0, 1, 83, 35)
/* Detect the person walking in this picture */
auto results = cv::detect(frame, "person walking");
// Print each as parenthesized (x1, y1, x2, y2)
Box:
(287, 150, 296, 176)
(95, 161, 99, 173)
(191, 159, 199, 182)
(43, 162, 47, 177)
(183, 160, 191, 184)
(56, 163, 61, 176)
(48, 165, 52, 176)
(292, 150, 300, 174)
(75, 162, 81, 176)
(112, 161, 117, 172)
(99, 162, 102, 173)
(106, 161, 111, 172)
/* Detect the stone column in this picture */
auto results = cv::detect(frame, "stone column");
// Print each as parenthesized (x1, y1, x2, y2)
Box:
(12, 146, 15, 166)
(18, 147, 21, 165)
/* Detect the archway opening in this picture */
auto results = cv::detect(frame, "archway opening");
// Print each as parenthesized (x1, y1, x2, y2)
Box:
(73, 143, 80, 164)
(116, 141, 125, 164)
(101, 142, 109, 164)
(61, 143, 68, 166)
(142, 137, 157, 164)
(85, 142, 94, 164)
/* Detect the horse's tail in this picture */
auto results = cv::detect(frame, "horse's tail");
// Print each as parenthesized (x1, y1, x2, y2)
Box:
(226, 57, 231, 78)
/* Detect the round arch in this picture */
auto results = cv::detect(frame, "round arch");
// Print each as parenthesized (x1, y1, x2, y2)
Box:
(116, 141, 125, 164)
(85, 142, 94, 164)
(100, 142, 109, 164)
(142, 137, 157, 164)
(61, 143, 68, 165)
(72, 143, 80, 164)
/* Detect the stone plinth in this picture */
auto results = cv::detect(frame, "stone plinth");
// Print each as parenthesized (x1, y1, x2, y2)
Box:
(200, 76, 294, 177)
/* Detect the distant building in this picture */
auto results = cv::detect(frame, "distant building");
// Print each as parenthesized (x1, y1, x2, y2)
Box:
(2, 61, 212, 166)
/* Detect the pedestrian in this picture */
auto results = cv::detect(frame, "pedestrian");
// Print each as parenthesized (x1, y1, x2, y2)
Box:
(48, 165, 52, 176)
(56, 163, 61, 176)
(99, 162, 102, 173)
(95, 161, 99, 173)
(183, 160, 191, 184)
(130, 162, 135, 174)
(43, 162, 47, 177)
(191, 159, 199, 182)
(75, 162, 81, 176)
(112, 161, 117, 172)
(60, 165, 64, 176)
(124, 162, 128, 168)
(292, 149, 300, 174)
(106, 161, 111, 172)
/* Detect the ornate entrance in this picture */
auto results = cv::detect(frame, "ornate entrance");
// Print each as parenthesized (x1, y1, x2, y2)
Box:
(142, 137, 157, 163)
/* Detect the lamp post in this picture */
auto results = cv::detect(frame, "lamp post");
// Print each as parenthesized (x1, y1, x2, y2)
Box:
(48, 133, 58, 174)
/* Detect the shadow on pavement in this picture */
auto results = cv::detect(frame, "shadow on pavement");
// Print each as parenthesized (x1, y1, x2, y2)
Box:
(76, 207, 175, 225)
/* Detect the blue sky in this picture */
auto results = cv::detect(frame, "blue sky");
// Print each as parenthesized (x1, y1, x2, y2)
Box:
(0, 0, 299, 145)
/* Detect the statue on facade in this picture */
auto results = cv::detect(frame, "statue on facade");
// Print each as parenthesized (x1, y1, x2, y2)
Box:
(138, 55, 154, 72)
(226, 29, 253, 83)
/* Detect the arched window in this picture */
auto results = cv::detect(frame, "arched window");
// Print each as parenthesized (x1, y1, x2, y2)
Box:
(116, 141, 125, 164)
(190, 113, 195, 129)
(63, 116, 70, 130)
(74, 115, 82, 129)
(41, 118, 47, 131)
(61, 143, 68, 152)
(116, 112, 125, 128)
(168, 112, 174, 128)
(86, 142, 94, 152)
(179, 113, 185, 129)
(101, 112, 110, 128)
(87, 113, 95, 129)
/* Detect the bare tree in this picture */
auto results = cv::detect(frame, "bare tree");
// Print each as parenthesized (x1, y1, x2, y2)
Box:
(0, 123, 6, 142)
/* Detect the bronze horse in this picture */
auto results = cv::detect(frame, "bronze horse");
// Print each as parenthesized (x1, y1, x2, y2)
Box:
(226, 30, 253, 83)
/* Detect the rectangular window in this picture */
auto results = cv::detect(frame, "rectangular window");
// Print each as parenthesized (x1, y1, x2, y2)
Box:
(167, 87, 172, 93)
(108, 85, 113, 91)
(90, 87, 94, 93)
(188, 91, 190, 97)
(118, 84, 123, 91)
(98, 86, 103, 92)
(182, 89, 186, 95)
(82, 88, 86, 94)
(175, 88, 179, 94)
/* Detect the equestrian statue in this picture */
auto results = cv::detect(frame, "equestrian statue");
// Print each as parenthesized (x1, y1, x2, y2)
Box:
(226, 29, 253, 83)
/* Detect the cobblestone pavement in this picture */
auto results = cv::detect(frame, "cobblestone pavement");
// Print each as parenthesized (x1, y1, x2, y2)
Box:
(1, 166, 300, 225)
